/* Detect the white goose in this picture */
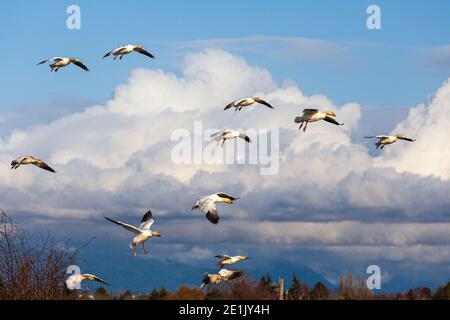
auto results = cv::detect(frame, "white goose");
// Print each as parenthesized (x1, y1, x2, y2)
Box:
(103, 44, 155, 60)
(210, 129, 252, 146)
(11, 156, 55, 173)
(192, 193, 239, 225)
(364, 134, 416, 149)
(37, 57, 89, 72)
(104, 210, 161, 257)
(65, 273, 110, 291)
(294, 108, 343, 133)
(215, 255, 249, 268)
(200, 269, 243, 289)
(224, 97, 274, 111)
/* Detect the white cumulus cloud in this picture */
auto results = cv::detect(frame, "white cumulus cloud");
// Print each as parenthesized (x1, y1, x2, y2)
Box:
(0, 49, 449, 265)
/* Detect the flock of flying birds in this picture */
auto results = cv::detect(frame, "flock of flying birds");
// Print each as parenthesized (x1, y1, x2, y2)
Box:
(10, 44, 417, 293)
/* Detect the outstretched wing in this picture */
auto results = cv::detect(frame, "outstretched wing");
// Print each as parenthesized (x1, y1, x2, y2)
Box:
(102, 48, 117, 58)
(255, 98, 274, 109)
(224, 99, 242, 110)
(199, 199, 220, 224)
(302, 108, 319, 115)
(104, 216, 142, 234)
(139, 210, 155, 230)
(216, 193, 239, 201)
(210, 130, 228, 138)
(83, 274, 110, 286)
(206, 211, 220, 225)
(210, 130, 231, 141)
(103, 46, 128, 58)
(215, 255, 232, 260)
(323, 116, 343, 126)
(200, 274, 211, 289)
(37, 57, 63, 65)
(219, 269, 242, 280)
(73, 59, 89, 71)
(33, 160, 56, 173)
(364, 135, 389, 140)
(135, 47, 155, 59)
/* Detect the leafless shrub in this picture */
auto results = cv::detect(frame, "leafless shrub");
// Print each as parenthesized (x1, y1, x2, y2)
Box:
(0, 210, 78, 300)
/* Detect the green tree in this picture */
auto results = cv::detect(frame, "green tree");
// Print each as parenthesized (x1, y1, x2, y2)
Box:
(259, 273, 272, 288)
(149, 287, 167, 300)
(258, 273, 277, 296)
(287, 273, 309, 300)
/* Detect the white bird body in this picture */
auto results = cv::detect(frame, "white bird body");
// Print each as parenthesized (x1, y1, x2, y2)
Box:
(65, 273, 110, 291)
(103, 44, 155, 60)
(130, 229, 153, 248)
(237, 98, 256, 107)
(104, 210, 161, 256)
(299, 111, 328, 122)
(210, 129, 252, 146)
(295, 109, 343, 132)
(377, 135, 398, 145)
(16, 156, 34, 165)
(215, 255, 249, 267)
(364, 134, 416, 149)
(192, 193, 239, 224)
(37, 57, 89, 72)
(115, 45, 135, 55)
(50, 57, 70, 67)
(224, 97, 274, 111)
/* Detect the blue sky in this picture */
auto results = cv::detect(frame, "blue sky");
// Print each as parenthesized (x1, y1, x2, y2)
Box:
(1, 1, 450, 293)
(1, 0, 450, 113)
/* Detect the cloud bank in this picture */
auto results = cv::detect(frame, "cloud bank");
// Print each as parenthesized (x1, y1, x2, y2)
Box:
(0, 48, 449, 267)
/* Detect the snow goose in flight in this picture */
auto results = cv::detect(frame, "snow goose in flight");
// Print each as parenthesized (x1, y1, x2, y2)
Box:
(103, 44, 155, 60)
(37, 57, 89, 72)
(104, 210, 161, 257)
(65, 273, 110, 291)
(294, 108, 344, 133)
(192, 193, 239, 225)
(210, 129, 252, 146)
(11, 156, 55, 173)
(224, 97, 274, 111)
(364, 134, 416, 149)
(215, 255, 249, 268)
(200, 269, 243, 289)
